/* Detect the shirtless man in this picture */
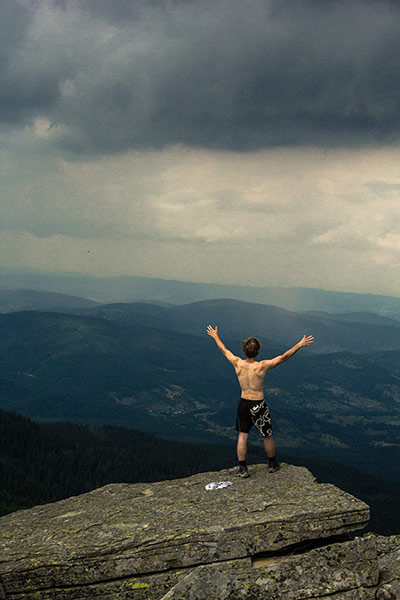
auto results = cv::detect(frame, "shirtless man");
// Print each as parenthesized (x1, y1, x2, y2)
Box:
(207, 325, 314, 477)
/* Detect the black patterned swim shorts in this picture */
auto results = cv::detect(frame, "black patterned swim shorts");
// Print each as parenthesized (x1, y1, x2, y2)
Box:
(236, 398, 273, 438)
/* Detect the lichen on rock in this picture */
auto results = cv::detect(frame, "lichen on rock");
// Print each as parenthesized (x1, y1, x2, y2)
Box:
(0, 463, 396, 599)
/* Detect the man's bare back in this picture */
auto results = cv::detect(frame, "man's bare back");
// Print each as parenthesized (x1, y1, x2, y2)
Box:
(234, 358, 269, 400)
(207, 325, 314, 400)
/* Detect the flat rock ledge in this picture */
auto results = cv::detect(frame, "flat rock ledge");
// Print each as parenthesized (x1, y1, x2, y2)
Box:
(0, 463, 398, 599)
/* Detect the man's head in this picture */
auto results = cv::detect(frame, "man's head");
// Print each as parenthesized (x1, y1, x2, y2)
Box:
(242, 337, 261, 359)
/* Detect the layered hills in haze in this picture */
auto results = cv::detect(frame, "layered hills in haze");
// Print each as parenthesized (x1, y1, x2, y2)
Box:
(1, 282, 400, 489)
(0, 289, 99, 313)
(2, 267, 400, 317)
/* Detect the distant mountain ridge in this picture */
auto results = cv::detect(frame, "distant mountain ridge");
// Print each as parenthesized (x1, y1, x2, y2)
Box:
(2, 287, 400, 354)
(0, 289, 99, 313)
(61, 298, 400, 354)
(1, 267, 400, 317)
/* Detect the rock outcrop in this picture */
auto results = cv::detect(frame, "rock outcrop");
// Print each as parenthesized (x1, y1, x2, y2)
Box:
(0, 463, 399, 599)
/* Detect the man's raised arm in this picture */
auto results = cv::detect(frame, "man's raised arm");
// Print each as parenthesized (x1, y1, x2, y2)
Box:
(265, 335, 314, 369)
(207, 325, 239, 365)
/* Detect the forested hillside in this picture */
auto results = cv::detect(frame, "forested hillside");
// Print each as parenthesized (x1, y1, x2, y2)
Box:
(1, 307, 400, 486)
(0, 409, 399, 535)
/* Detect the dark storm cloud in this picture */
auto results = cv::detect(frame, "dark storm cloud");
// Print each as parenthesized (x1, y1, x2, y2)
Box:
(0, 0, 74, 127)
(1, 0, 400, 153)
(0, 0, 35, 124)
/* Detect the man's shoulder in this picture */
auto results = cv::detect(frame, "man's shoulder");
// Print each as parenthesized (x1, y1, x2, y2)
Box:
(259, 358, 274, 368)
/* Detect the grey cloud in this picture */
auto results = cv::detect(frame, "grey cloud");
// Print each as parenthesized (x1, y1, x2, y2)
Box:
(366, 181, 400, 193)
(67, 0, 164, 24)
(2, 0, 400, 153)
(0, 1, 35, 124)
(0, 0, 74, 127)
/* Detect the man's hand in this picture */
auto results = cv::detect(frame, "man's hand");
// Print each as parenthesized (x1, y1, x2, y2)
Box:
(207, 325, 238, 365)
(299, 335, 314, 347)
(207, 325, 219, 339)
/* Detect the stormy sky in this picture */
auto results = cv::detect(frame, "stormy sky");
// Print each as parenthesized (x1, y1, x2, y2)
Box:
(1, 0, 400, 296)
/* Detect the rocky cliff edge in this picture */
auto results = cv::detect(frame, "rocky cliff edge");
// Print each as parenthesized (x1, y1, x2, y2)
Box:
(0, 463, 399, 599)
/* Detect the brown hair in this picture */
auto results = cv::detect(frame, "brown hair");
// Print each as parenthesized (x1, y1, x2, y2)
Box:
(242, 337, 261, 358)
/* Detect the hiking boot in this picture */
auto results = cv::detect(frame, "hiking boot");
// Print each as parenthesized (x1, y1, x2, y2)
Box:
(268, 462, 281, 473)
(237, 465, 250, 478)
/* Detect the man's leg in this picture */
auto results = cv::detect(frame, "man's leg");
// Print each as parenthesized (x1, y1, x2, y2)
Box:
(263, 435, 275, 458)
(237, 432, 249, 461)
(250, 400, 280, 473)
(263, 435, 280, 472)
(237, 432, 250, 478)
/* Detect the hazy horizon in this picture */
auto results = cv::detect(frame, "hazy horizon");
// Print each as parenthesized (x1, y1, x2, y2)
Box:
(3, 266, 400, 311)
